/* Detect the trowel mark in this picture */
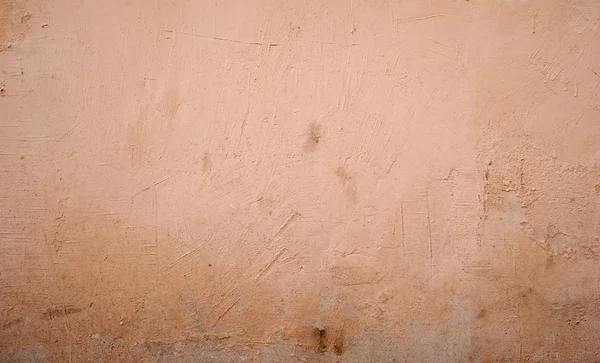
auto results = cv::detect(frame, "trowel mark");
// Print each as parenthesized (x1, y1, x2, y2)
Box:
(255, 247, 288, 282)
(272, 211, 301, 241)
(211, 299, 240, 327)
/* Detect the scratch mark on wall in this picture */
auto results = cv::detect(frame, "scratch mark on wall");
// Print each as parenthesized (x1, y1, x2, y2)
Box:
(162, 231, 215, 276)
(272, 211, 301, 242)
(400, 202, 405, 263)
(255, 248, 287, 282)
(56, 122, 81, 142)
(163, 29, 280, 47)
(238, 73, 251, 147)
(150, 162, 159, 271)
(394, 14, 446, 24)
(41, 306, 82, 320)
(211, 299, 239, 327)
(426, 189, 433, 277)
(41, 232, 74, 352)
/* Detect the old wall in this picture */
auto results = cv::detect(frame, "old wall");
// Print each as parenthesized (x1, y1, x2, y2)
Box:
(1, 0, 600, 361)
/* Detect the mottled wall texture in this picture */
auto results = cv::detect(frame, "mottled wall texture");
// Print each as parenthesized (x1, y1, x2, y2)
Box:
(1, 0, 600, 362)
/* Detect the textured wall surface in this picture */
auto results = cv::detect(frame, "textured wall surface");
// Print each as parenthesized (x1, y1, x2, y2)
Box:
(1, 0, 600, 361)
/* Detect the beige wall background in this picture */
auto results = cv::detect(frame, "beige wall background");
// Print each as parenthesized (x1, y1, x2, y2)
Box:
(1, 0, 600, 361)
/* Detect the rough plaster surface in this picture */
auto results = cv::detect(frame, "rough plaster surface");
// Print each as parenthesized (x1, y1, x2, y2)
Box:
(1, 0, 600, 361)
